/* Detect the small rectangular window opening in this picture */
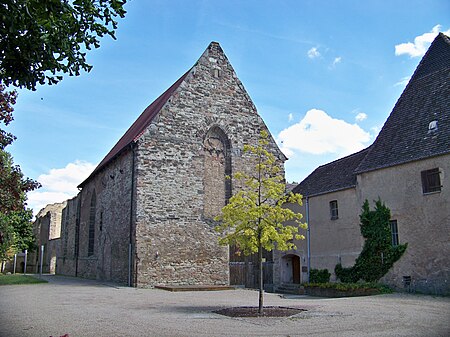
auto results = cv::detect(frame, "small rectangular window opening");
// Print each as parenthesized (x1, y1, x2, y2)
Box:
(421, 168, 442, 194)
(390, 220, 399, 246)
(330, 200, 338, 220)
(213, 68, 221, 78)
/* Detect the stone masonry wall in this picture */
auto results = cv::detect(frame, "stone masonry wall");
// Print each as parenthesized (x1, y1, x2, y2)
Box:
(75, 150, 134, 284)
(134, 42, 285, 287)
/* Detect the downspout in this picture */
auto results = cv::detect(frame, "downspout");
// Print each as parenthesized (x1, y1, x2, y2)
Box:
(305, 196, 311, 283)
(128, 143, 136, 287)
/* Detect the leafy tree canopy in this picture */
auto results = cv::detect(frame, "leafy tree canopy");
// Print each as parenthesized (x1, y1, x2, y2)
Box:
(0, 85, 40, 260)
(215, 131, 306, 255)
(215, 130, 306, 313)
(0, 0, 127, 90)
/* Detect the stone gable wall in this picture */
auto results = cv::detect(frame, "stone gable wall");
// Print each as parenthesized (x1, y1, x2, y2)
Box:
(134, 42, 285, 287)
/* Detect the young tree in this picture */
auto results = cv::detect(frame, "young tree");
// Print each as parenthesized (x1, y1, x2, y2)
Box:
(215, 131, 306, 314)
(0, 0, 127, 90)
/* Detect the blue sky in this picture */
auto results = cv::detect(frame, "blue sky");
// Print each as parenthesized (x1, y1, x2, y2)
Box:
(7, 0, 450, 213)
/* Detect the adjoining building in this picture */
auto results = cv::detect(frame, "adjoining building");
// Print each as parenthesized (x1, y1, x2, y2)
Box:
(275, 33, 450, 295)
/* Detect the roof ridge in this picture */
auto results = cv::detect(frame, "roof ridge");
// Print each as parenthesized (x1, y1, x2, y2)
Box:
(317, 146, 371, 169)
(79, 68, 192, 187)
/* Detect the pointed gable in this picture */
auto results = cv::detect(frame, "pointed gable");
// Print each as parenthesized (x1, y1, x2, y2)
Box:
(79, 41, 285, 187)
(355, 32, 450, 174)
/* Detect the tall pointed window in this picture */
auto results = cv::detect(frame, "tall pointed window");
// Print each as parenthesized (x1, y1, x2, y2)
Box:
(203, 126, 231, 219)
(88, 192, 96, 256)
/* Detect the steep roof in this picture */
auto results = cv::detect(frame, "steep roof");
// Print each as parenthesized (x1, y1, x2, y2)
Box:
(292, 148, 370, 197)
(294, 32, 449, 197)
(78, 68, 191, 187)
(355, 32, 450, 173)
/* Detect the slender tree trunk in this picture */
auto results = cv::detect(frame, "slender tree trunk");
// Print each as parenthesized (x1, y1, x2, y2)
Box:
(258, 237, 264, 314)
(257, 139, 264, 314)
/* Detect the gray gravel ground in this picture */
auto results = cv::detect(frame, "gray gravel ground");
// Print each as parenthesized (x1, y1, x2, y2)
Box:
(0, 275, 449, 337)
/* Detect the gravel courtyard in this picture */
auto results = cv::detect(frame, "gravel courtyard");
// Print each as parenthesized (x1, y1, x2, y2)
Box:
(0, 275, 448, 337)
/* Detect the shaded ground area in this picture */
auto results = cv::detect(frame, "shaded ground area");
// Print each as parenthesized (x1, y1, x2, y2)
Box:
(0, 275, 449, 337)
(214, 306, 306, 317)
(155, 284, 235, 292)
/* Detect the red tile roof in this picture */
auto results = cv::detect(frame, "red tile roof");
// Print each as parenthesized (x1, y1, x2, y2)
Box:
(79, 68, 192, 187)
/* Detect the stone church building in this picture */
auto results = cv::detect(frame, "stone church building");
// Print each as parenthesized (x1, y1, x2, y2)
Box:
(56, 42, 286, 287)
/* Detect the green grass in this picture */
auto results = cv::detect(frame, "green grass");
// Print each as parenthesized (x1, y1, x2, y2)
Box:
(0, 274, 48, 285)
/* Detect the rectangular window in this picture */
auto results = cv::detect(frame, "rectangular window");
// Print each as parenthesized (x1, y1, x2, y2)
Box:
(330, 200, 338, 220)
(421, 168, 442, 194)
(390, 220, 399, 246)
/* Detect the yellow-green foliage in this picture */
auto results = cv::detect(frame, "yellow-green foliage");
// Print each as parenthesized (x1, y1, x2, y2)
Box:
(214, 130, 307, 255)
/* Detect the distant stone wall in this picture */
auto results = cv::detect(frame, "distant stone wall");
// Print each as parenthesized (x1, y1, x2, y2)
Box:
(134, 42, 285, 287)
(29, 202, 66, 274)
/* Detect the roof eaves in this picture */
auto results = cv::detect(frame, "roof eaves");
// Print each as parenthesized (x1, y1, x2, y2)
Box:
(297, 185, 357, 198)
(354, 149, 450, 175)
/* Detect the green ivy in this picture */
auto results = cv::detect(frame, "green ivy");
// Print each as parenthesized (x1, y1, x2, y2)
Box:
(335, 199, 407, 283)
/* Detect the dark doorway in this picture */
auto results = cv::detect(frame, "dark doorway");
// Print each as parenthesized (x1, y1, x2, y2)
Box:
(292, 255, 300, 284)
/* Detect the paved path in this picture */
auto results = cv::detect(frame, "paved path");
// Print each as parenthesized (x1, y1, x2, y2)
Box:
(0, 275, 449, 337)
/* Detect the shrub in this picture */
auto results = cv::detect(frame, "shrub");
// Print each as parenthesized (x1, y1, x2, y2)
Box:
(304, 282, 392, 293)
(309, 268, 331, 283)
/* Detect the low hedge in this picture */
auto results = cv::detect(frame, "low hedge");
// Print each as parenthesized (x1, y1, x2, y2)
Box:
(303, 282, 392, 297)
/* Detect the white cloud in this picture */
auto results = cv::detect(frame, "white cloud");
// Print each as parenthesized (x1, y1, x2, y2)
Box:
(395, 25, 450, 57)
(394, 76, 411, 87)
(371, 125, 382, 137)
(307, 47, 320, 59)
(355, 112, 367, 122)
(288, 113, 294, 122)
(27, 160, 96, 215)
(277, 109, 371, 157)
(332, 56, 342, 66)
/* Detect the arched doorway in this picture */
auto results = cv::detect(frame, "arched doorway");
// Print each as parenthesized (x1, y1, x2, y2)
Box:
(281, 254, 301, 284)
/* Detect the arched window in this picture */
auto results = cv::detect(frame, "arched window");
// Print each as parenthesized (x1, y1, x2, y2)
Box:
(88, 192, 96, 256)
(203, 126, 231, 219)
